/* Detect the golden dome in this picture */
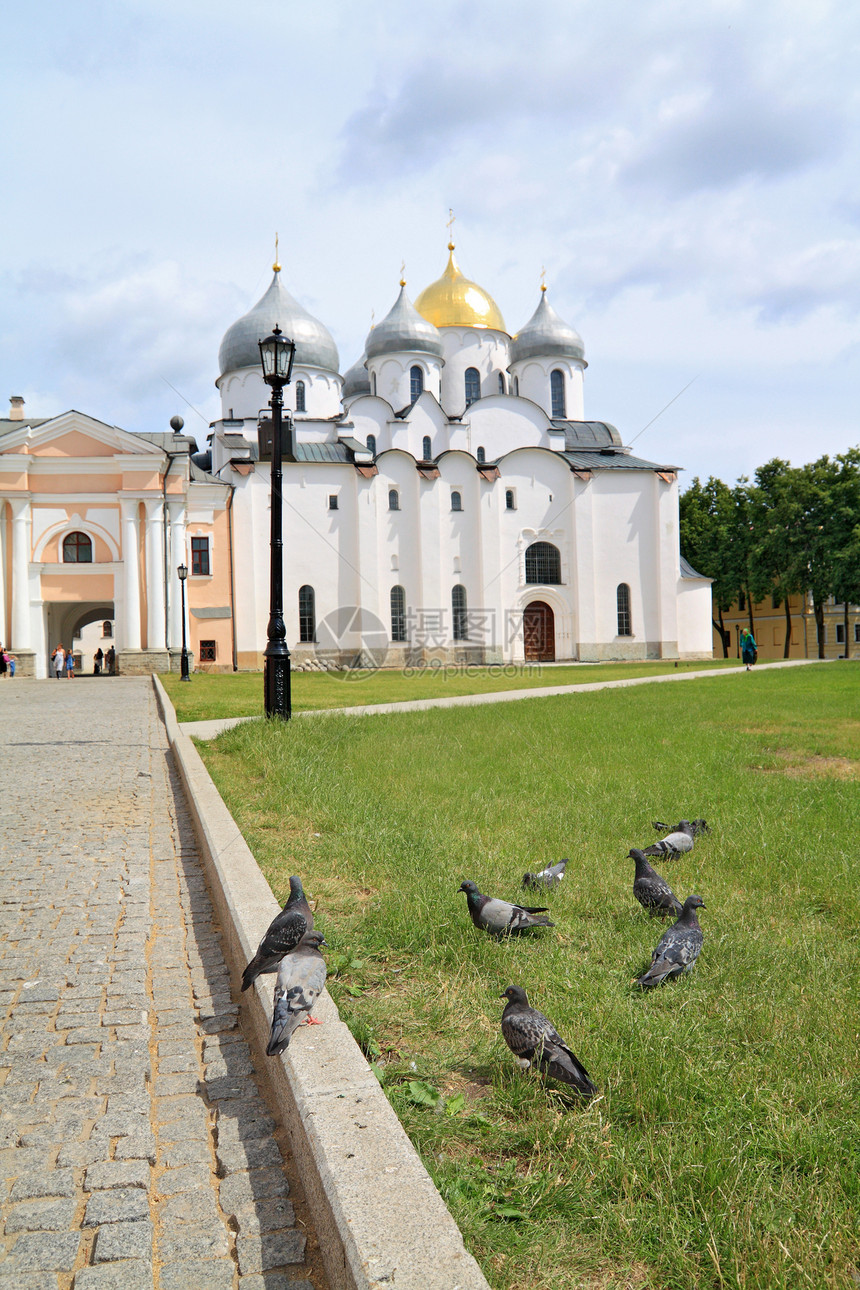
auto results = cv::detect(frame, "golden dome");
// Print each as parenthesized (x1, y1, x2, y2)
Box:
(415, 245, 507, 332)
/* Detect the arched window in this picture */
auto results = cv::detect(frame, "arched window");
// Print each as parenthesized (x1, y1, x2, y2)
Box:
(505, 489, 515, 510)
(102, 620, 113, 637)
(422, 435, 432, 460)
(617, 583, 632, 636)
(498, 372, 506, 394)
(410, 366, 424, 401)
(465, 367, 480, 407)
(63, 531, 92, 563)
(525, 541, 561, 585)
(299, 585, 315, 643)
(295, 380, 306, 413)
(451, 491, 462, 512)
(452, 585, 468, 641)
(550, 370, 566, 419)
(388, 489, 400, 511)
(476, 446, 485, 464)
(390, 585, 407, 642)
(367, 433, 377, 455)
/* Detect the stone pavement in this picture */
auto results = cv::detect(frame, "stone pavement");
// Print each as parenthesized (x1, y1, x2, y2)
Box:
(0, 678, 324, 1290)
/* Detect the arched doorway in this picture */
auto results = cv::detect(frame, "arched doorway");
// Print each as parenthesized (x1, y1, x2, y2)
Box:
(524, 601, 555, 661)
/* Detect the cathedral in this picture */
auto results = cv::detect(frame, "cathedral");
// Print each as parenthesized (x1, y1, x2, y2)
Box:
(0, 239, 712, 677)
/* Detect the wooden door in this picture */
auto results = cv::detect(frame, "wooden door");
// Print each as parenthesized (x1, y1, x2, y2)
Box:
(523, 601, 555, 661)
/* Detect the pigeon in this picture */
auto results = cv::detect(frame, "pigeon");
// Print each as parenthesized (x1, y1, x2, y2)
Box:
(629, 849, 683, 918)
(499, 985, 596, 1097)
(458, 880, 554, 935)
(266, 931, 328, 1055)
(522, 858, 568, 891)
(634, 894, 705, 989)
(652, 818, 709, 837)
(642, 820, 695, 860)
(241, 875, 314, 992)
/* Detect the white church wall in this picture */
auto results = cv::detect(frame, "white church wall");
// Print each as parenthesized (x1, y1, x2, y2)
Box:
(439, 328, 511, 416)
(468, 399, 547, 459)
(510, 358, 585, 421)
(366, 353, 442, 408)
(677, 580, 714, 657)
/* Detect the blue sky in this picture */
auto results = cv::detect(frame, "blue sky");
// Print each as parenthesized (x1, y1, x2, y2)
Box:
(3, 0, 859, 486)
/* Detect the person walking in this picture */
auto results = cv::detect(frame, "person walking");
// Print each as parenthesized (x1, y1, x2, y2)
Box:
(94, 647, 103, 676)
(53, 644, 66, 679)
(0, 647, 7, 680)
(66, 650, 75, 679)
(740, 627, 757, 671)
(105, 646, 116, 676)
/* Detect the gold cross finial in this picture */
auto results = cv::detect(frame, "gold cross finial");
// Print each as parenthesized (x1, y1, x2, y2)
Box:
(540, 265, 547, 292)
(370, 308, 375, 329)
(273, 233, 281, 273)
(447, 208, 455, 250)
(400, 259, 406, 287)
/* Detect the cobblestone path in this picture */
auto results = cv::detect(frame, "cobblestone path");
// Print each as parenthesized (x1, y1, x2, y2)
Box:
(0, 678, 324, 1290)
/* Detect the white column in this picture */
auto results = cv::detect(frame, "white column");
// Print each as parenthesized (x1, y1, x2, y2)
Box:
(10, 496, 32, 650)
(120, 498, 142, 651)
(144, 499, 166, 650)
(168, 500, 187, 651)
(0, 500, 7, 648)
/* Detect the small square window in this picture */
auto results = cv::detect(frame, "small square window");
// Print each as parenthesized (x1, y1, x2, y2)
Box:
(328, 495, 338, 510)
(191, 536, 210, 576)
(199, 640, 216, 662)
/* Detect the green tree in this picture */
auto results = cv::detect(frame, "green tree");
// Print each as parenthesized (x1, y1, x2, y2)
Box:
(679, 477, 748, 657)
(748, 460, 804, 658)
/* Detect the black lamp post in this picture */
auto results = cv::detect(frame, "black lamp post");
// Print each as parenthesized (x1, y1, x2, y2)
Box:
(259, 324, 297, 719)
(177, 563, 191, 681)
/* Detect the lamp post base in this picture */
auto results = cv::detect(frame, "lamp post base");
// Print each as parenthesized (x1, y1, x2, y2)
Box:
(264, 650, 291, 720)
(180, 649, 191, 682)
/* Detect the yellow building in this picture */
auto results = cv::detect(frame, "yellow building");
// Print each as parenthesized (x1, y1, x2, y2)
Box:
(713, 593, 859, 661)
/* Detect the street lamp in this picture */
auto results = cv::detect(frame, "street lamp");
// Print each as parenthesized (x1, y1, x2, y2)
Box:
(177, 563, 191, 682)
(259, 324, 297, 719)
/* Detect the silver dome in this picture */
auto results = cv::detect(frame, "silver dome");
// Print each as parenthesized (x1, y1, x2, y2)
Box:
(343, 351, 371, 398)
(218, 271, 339, 377)
(511, 291, 585, 364)
(365, 285, 443, 361)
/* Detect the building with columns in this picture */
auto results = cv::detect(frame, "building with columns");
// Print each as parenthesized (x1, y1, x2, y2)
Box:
(1, 238, 712, 677)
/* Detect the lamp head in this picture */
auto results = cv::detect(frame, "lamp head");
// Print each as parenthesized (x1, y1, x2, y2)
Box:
(258, 325, 296, 388)
(177, 563, 188, 581)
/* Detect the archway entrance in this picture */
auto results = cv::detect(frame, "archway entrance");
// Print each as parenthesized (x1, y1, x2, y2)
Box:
(45, 602, 115, 677)
(524, 600, 555, 661)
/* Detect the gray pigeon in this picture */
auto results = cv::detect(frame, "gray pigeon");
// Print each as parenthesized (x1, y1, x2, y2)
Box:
(241, 875, 314, 992)
(499, 985, 596, 1097)
(652, 818, 709, 837)
(266, 930, 328, 1055)
(629, 849, 683, 918)
(459, 880, 554, 935)
(634, 894, 705, 989)
(642, 820, 695, 860)
(522, 858, 568, 891)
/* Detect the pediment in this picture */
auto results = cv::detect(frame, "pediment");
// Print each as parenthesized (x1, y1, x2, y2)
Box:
(0, 411, 164, 458)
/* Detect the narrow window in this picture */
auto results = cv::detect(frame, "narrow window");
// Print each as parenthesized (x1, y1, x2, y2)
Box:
(191, 536, 210, 576)
(371, 372, 377, 395)
(465, 367, 480, 407)
(550, 370, 566, 418)
(452, 585, 468, 641)
(199, 640, 217, 662)
(476, 446, 485, 464)
(451, 491, 462, 512)
(410, 366, 424, 401)
(498, 372, 506, 394)
(295, 380, 306, 413)
(102, 620, 113, 637)
(388, 489, 400, 511)
(63, 531, 93, 563)
(617, 583, 632, 636)
(505, 489, 515, 510)
(855, 623, 860, 644)
(367, 433, 376, 455)
(525, 541, 561, 585)
(390, 585, 406, 642)
(836, 622, 845, 644)
(422, 435, 432, 460)
(328, 495, 338, 511)
(513, 376, 519, 396)
(299, 585, 315, 643)
(738, 590, 746, 611)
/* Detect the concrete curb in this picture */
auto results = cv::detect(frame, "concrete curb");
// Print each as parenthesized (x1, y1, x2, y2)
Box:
(180, 656, 834, 741)
(152, 674, 491, 1290)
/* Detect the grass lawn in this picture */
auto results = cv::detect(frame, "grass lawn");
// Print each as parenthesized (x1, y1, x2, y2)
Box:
(162, 657, 738, 722)
(198, 662, 860, 1290)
